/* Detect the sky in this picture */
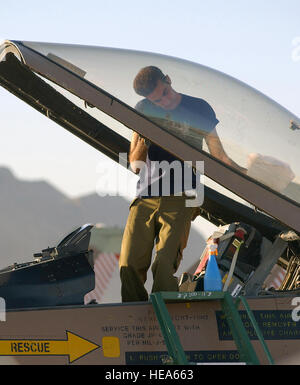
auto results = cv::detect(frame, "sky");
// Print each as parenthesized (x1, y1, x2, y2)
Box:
(0, 0, 299, 199)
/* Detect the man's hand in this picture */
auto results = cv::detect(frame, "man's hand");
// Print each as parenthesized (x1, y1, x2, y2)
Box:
(246, 152, 295, 192)
(129, 132, 148, 174)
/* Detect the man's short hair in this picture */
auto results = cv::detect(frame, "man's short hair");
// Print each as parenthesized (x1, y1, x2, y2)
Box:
(133, 66, 166, 96)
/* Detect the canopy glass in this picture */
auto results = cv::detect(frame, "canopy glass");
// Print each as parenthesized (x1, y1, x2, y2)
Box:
(19, 41, 299, 206)
(1, 40, 299, 231)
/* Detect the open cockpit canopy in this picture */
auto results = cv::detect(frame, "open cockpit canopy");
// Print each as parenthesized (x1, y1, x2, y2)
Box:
(0, 40, 299, 236)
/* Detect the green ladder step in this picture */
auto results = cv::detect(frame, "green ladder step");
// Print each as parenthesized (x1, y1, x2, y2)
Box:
(150, 291, 274, 365)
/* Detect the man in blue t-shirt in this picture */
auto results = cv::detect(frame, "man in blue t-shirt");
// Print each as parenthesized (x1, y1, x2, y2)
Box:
(119, 66, 245, 302)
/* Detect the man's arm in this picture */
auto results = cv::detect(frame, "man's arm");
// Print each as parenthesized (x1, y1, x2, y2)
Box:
(205, 128, 247, 174)
(129, 132, 148, 174)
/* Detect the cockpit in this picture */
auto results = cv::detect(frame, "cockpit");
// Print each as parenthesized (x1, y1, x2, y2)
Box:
(0, 40, 299, 304)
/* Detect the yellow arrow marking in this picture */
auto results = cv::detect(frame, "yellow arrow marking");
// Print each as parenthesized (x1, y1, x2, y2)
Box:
(0, 331, 100, 363)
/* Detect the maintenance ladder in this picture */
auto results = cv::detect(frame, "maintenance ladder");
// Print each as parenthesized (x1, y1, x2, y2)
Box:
(150, 291, 274, 365)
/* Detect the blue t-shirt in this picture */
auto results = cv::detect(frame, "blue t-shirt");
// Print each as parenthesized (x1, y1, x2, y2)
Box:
(135, 94, 219, 197)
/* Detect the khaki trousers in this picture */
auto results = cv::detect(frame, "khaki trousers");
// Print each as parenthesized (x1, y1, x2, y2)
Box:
(119, 196, 196, 302)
